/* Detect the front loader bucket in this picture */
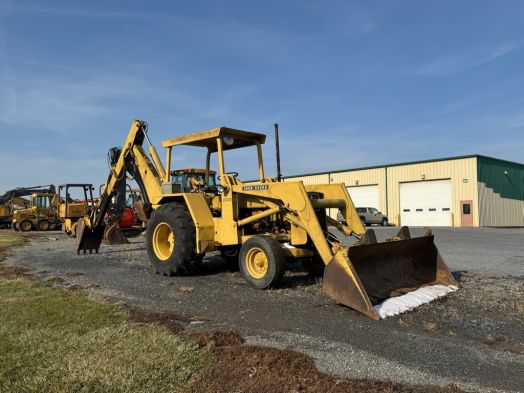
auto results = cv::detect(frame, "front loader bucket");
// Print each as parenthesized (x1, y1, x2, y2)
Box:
(76, 218, 104, 254)
(323, 227, 458, 319)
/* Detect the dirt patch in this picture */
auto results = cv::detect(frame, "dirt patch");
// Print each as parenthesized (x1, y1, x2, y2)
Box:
(65, 271, 84, 277)
(127, 307, 189, 334)
(183, 345, 466, 393)
(46, 275, 66, 284)
(0, 264, 31, 279)
(182, 330, 244, 348)
(125, 311, 466, 392)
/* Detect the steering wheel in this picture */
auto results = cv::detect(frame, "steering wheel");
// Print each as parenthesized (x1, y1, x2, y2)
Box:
(217, 172, 239, 181)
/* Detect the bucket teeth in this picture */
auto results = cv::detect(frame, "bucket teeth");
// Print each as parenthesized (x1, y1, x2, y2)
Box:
(76, 218, 103, 255)
(386, 226, 411, 241)
(359, 229, 377, 245)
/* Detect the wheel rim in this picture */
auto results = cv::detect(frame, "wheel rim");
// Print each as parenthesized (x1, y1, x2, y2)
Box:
(152, 222, 174, 261)
(21, 221, 32, 231)
(39, 221, 49, 230)
(245, 247, 268, 279)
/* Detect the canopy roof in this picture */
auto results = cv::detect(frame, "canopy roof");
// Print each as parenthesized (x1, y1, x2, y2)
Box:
(162, 127, 266, 152)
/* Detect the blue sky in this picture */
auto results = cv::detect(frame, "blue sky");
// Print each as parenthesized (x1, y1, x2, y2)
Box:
(1, 0, 523, 190)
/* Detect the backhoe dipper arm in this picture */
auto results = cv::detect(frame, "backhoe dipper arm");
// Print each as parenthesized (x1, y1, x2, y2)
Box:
(77, 120, 164, 253)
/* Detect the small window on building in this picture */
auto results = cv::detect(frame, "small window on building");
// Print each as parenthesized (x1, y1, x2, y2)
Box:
(462, 203, 471, 215)
(442, 208, 450, 211)
(416, 208, 423, 212)
(403, 209, 410, 212)
(429, 208, 436, 212)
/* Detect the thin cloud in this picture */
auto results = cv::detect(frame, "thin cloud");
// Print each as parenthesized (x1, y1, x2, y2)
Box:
(340, 16, 378, 38)
(417, 43, 517, 75)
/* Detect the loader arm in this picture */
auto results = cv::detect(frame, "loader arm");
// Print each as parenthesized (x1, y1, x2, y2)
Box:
(234, 180, 457, 320)
(233, 180, 377, 317)
(77, 120, 164, 253)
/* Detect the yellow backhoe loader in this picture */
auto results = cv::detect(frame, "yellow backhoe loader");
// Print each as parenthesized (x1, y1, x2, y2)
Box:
(77, 120, 458, 319)
(58, 184, 95, 237)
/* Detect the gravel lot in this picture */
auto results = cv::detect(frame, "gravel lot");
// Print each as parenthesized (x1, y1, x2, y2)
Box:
(2, 227, 523, 392)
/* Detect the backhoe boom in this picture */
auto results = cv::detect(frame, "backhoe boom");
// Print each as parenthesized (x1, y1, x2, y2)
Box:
(77, 120, 164, 253)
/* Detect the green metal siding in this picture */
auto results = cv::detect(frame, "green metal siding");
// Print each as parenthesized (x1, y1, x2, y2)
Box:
(477, 157, 524, 201)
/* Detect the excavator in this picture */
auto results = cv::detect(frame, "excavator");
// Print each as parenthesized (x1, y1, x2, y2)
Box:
(77, 120, 458, 319)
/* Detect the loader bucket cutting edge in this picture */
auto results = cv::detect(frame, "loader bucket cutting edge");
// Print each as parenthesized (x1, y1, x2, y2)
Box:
(76, 218, 104, 254)
(322, 234, 458, 319)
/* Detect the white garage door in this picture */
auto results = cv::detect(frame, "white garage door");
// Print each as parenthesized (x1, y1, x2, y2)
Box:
(348, 185, 379, 210)
(399, 180, 452, 227)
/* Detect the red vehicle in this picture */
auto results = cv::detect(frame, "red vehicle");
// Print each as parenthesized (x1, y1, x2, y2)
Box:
(119, 206, 138, 228)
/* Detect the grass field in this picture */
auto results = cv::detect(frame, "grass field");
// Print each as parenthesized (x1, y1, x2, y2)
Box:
(0, 279, 208, 393)
(0, 232, 207, 393)
(0, 232, 25, 259)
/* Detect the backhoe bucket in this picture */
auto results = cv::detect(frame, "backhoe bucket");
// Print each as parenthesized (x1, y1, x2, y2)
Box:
(76, 218, 104, 254)
(323, 227, 458, 319)
(102, 220, 129, 245)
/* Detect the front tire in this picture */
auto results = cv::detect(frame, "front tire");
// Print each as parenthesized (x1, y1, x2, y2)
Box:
(146, 203, 203, 276)
(382, 218, 388, 226)
(239, 236, 285, 289)
(20, 220, 33, 232)
(37, 219, 50, 231)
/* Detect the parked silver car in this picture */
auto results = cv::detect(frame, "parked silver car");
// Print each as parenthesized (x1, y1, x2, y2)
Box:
(356, 207, 389, 226)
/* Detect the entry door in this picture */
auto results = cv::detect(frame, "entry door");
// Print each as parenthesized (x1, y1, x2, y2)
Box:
(460, 200, 473, 227)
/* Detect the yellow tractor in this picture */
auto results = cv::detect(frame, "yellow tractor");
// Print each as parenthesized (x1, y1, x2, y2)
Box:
(58, 184, 95, 237)
(0, 185, 54, 229)
(12, 192, 60, 231)
(0, 198, 29, 228)
(77, 120, 458, 319)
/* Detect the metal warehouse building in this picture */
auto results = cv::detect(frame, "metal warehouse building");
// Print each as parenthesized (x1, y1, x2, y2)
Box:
(285, 155, 524, 227)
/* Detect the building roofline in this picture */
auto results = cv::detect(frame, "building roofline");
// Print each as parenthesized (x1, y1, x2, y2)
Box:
(475, 154, 524, 168)
(283, 154, 524, 179)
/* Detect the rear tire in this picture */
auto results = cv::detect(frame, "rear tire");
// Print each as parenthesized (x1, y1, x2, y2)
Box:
(239, 236, 285, 289)
(382, 218, 388, 227)
(37, 219, 50, 231)
(146, 202, 203, 276)
(20, 220, 32, 232)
